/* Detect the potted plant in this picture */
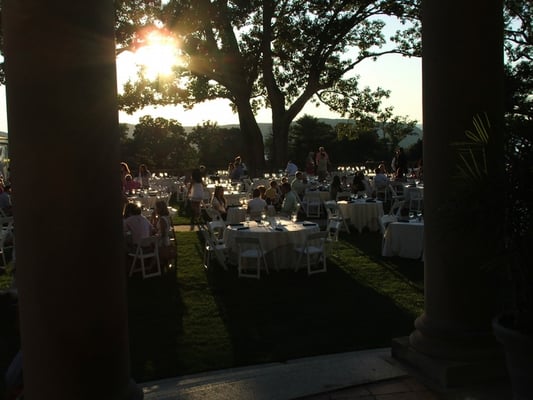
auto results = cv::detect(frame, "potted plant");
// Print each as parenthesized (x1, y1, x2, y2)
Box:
(491, 116, 533, 399)
(448, 113, 532, 398)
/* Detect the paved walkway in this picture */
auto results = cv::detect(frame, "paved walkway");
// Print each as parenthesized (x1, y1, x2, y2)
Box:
(139, 348, 511, 400)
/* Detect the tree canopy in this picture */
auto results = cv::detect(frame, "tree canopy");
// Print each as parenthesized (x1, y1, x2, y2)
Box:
(114, 0, 421, 173)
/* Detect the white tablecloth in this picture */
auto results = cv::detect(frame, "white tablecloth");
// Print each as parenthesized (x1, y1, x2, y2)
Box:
(336, 200, 384, 233)
(382, 221, 424, 259)
(224, 220, 320, 269)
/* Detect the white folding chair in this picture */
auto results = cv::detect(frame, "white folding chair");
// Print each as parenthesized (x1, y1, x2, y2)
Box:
(324, 200, 350, 234)
(235, 236, 268, 279)
(408, 189, 424, 213)
(303, 191, 322, 218)
(199, 223, 228, 270)
(208, 220, 227, 244)
(128, 236, 161, 279)
(294, 231, 328, 275)
(379, 214, 398, 234)
(204, 205, 223, 221)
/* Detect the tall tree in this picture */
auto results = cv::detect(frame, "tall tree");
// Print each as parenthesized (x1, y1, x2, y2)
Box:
(121, 115, 198, 174)
(188, 121, 244, 170)
(114, 0, 421, 174)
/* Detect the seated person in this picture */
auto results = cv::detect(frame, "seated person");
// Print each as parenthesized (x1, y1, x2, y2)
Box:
(280, 182, 299, 216)
(340, 175, 350, 191)
(124, 174, 141, 193)
(123, 203, 154, 247)
(257, 185, 267, 200)
(291, 171, 308, 199)
(151, 200, 173, 246)
(0, 184, 13, 216)
(211, 185, 227, 220)
(351, 172, 367, 194)
(247, 188, 267, 220)
(264, 180, 281, 208)
(373, 167, 389, 191)
(329, 175, 343, 201)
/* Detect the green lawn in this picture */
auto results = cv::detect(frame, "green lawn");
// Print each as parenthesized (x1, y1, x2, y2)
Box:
(127, 228, 424, 383)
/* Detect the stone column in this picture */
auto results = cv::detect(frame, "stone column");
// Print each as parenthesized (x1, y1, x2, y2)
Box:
(2, 1, 139, 398)
(393, 0, 507, 387)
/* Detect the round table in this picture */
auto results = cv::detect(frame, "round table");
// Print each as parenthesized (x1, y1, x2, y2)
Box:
(224, 219, 320, 270)
(336, 200, 384, 233)
(382, 220, 424, 259)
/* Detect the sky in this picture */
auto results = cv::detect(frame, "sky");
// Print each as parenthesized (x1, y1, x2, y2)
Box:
(0, 16, 422, 132)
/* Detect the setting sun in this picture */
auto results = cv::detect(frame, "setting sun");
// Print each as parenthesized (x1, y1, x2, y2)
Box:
(133, 29, 181, 80)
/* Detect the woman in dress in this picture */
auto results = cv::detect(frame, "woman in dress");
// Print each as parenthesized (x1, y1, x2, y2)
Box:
(211, 185, 228, 220)
(187, 168, 205, 228)
(138, 164, 151, 189)
(152, 200, 172, 246)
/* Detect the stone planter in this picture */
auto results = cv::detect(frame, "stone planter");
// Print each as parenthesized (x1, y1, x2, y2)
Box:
(492, 315, 533, 400)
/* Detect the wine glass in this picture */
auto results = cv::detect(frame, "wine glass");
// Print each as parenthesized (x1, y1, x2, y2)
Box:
(291, 212, 298, 223)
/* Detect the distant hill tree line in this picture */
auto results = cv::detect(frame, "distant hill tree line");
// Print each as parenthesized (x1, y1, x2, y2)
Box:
(120, 114, 422, 177)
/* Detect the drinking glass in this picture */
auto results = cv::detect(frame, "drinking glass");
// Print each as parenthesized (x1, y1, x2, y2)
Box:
(291, 212, 297, 223)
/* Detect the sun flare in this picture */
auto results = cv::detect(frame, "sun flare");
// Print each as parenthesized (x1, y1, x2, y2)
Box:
(134, 30, 181, 80)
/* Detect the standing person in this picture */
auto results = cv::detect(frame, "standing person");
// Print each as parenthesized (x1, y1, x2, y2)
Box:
(285, 160, 298, 176)
(120, 162, 131, 193)
(231, 156, 244, 180)
(187, 168, 205, 229)
(305, 151, 315, 176)
(315, 146, 330, 181)
(138, 164, 151, 189)
(395, 147, 408, 181)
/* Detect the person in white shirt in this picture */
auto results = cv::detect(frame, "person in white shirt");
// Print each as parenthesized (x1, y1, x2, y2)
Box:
(247, 188, 267, 219)
(285, 160, 298, 176)
(373, 167, 389, 191)
(123, 203, 154, 246)
(291, 171, 309, 199)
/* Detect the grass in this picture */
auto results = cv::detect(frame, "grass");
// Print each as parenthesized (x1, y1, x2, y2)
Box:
(0, 203, 425, 385)
(127, 227, 424, 383)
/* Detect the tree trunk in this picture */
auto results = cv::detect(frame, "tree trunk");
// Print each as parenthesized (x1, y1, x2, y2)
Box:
(235, 99, 265, 176)
(271, 114, 291, 171)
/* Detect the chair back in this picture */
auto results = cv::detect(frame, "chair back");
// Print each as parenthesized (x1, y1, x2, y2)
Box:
(235, 236, 268, 279)
(208, 220, 226, 243)
(379, 215, 398, 234)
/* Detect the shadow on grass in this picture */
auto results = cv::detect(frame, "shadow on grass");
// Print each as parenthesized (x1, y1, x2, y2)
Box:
(128, 266, 185, 382)
(206, 262, 417, 367)
(127, 229, 425, 382)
